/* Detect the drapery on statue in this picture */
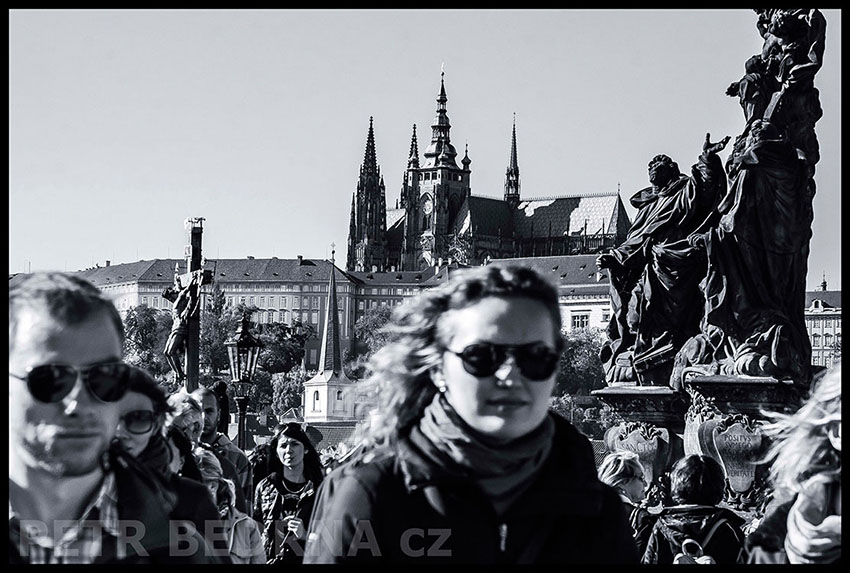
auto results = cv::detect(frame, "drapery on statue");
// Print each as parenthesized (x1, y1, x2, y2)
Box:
(673, 119, 813, 388)
(162, 265, 205, 384)
(597, 133, 730, 387)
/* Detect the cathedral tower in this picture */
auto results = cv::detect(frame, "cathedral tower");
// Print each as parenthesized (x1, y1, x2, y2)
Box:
(347, 117, 388, 272)
(400, 71, 471, 270)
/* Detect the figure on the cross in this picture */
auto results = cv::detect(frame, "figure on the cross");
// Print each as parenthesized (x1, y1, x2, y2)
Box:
(162, 264, 205, 384)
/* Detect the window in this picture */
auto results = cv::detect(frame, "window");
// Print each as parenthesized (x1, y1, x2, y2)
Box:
(293, 296, 300, 307)
(239, 296, 246, 304)
(142, 297, 148, 306)
(311, 310, 319, 324)
(249, 296, 255, 305)
(280, 310, 288, 323)
(303, 297, 310, 309)
(260, 296, 265, 306)
(812, 333, 821, 348)
(824, 318, 833, 329)
(312, 296, 319, 308)
(572, 313, 590, 329)
(336, 391, 343, 401)
(380, 288, 388, 295)
(358, 301, 364, 310)
(227, 297, 234, 307)
(313, 391, 320, 412)
(824, 333, 834, 347)
(153, 297, 159, 308)
(281, 296, 287, 308)
(602, 312, 610, 323)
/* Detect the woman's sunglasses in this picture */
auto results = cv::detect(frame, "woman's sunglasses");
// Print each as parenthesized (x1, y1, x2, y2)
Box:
(448, 341, 560, 381)
(121, 410, 156, 435)
(9, 362, 134, 403)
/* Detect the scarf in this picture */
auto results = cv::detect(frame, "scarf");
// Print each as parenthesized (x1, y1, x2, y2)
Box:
(784, 474, 841, 564)
(417, 393, 555, 515)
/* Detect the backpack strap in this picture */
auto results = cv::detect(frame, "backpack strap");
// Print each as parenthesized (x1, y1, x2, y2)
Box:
(699, 515, 729, 550)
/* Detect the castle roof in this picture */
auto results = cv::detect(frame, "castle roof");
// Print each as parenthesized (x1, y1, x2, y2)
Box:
(488, 254, 610, 295)
(805, 290, 842, 309)
(513, 192, 627, 239)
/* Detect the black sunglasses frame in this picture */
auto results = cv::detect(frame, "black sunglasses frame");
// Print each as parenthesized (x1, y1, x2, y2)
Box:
(121, 409, 157, 435)
(9, 362, 133, 404)
(448, 341, 561, 381)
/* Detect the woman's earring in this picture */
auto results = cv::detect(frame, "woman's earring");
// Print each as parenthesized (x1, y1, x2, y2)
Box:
(433, 370, 447, 393)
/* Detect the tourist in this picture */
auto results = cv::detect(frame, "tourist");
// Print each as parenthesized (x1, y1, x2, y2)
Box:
(115, 368, 222, 548)
(192, 386, 253, 514)
(642, 454, 746, 564)
(195, 448, 265, 564)
(598, 451, 656, 556)
(9, 272, 215, 563)
(253, 422, 325, 563)
(303, 265, 638, 563)
(745, 363, 841, 564)
(167, 391, 248, 512)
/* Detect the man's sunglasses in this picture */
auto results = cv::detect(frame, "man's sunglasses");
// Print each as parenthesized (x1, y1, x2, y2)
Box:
(121, 410, 156, 435)
(448, 341, 561, 381)
(9, 362, 134, 403)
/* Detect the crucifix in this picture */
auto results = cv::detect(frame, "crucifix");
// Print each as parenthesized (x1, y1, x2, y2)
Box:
(162, 217, 213, 392)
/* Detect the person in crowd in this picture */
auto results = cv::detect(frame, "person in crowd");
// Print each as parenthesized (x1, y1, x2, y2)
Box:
(191, 386, 253, 514)
(195, 448, 265, 564)
(598, 451, 656, 556)
(115, 367, 222, 547)
(642, 454, 746, 564)
(746, 363, 841, 564)
(8, 272, 216, 563)
(254, 422, 325, 563)
(303, 265, 638, 563)
(167, 391, 248, 512)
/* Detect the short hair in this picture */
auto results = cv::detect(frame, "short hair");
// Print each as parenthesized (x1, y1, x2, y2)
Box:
(358, 265, 563, 448)
(598, 451, 645, 489)
(195, 446, 224, 482)
(191, 387, 218, 411)
(669, 454, 727, 505)
(9, 272, 124, 352)
(167, 391, 203, 418)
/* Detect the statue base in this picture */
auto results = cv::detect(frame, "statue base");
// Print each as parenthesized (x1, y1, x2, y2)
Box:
(683, 374, 804, 511)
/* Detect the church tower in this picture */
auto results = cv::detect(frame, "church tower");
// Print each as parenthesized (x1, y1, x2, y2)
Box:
(504, 114, 521, 207)
(346, 117, 388, 272)
(400, 71, 471, 271)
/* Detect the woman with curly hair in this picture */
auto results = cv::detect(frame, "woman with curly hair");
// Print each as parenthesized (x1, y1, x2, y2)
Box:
(303, 265, 638, 564)
(746, 363, 841, 564)
(253, 422, 324, 563)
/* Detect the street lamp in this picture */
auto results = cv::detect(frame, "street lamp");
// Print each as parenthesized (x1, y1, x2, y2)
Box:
(225, 313, 264, 451)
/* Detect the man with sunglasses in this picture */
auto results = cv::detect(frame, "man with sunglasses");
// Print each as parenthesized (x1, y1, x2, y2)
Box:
(9, 272, 219, 563)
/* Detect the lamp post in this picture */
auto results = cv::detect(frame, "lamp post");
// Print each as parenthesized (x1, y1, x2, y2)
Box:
(225, 313, 264, 452)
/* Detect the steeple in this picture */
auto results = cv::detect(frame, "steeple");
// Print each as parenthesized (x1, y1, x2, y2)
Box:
(504, 113, 521, 207)
(422, 69, 458, 168)
(346, 192, 357, 271)
(821, 272, 828, 291)
(315, 248, 349, 379)
(363, 116, 378, 175)
(462, 142, 471, 170)
(408, 124, 420, 168)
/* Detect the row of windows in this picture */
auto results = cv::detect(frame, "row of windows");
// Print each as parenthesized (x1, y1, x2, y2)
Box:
(419, 171, 464, 182)
(807, 317, 839, 329)
(357, 299, 404, 310)
(811, 333, 841, 348)
(570, 311, 611, 329)
(223, 283, 352, 293)
(362, 287, 417, 295)
(812, 351, 840, 367)
(223, 295, 348, 309)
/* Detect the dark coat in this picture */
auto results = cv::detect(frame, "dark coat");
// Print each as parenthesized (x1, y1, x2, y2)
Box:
(303, 414, 639, 564)
(253, 471, 319, 563)
(744, 496, 793, 564)
(8, 450, 227, 564)
(167, 473, 222, 543)
(641, 504, 745, 564)
(621, 498, 656, 558)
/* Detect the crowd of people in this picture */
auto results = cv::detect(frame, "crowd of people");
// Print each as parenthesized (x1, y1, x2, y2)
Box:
(8, 269, 841, 564)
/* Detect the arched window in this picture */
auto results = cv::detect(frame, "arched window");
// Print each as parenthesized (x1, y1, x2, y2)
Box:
(812, 333, 821, 348)
(313, 391, 320, 411)
(337, 390, 343, 401)
(824, 333, 833, 347)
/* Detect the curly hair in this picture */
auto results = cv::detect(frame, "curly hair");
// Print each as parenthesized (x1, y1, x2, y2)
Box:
(760, 363, 841, 496)
(355, 264, 562, 449)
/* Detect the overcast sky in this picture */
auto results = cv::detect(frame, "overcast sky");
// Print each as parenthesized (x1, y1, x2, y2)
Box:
(9, 9, 842, 290)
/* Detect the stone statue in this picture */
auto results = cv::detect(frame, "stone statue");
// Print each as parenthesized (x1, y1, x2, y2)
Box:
(597, 133, 730, 387)
(162, 266, 205, 383)
(673, 119, 813, 387)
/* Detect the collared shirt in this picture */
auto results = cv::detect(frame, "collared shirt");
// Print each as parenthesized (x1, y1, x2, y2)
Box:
(9, 472, 120, 564)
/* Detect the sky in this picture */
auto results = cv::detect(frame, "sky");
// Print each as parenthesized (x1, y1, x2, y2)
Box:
(9, 9, 842, 290)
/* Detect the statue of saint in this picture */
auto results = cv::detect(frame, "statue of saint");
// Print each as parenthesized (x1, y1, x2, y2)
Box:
(597, 134, 730, 387)
(162, 266, 205, 383)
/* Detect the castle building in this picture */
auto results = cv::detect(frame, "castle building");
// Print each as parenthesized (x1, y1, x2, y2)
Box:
(805, 277, 841, 368)
(346, 72, 631, 273)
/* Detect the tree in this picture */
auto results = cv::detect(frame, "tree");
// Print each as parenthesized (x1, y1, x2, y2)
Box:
(272, 370, 306, 418)
(200, 282, 238, 376)
(123, 305, 172, 381)
(555, 327, 607, 396)
(353, 305, 394, 355)
(256, 321, 314, 375)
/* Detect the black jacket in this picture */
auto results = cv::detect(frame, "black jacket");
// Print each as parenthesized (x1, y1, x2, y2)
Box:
(253, 471, 319, 563)
(641, 504, 745, 564)
(303, 414, 638, 564)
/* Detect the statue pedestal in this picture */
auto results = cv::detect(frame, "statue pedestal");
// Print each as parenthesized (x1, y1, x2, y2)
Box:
(682, 374, 804, 510)
(592, 386, 688, 505)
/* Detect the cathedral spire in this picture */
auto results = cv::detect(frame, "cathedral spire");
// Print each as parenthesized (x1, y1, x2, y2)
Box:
(363, 116, 378, 175)
(423, 69, 458, 168)
(408, 124, 419, 168)
(307, 249, 353, 387)
(504, 113, 521, 207)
